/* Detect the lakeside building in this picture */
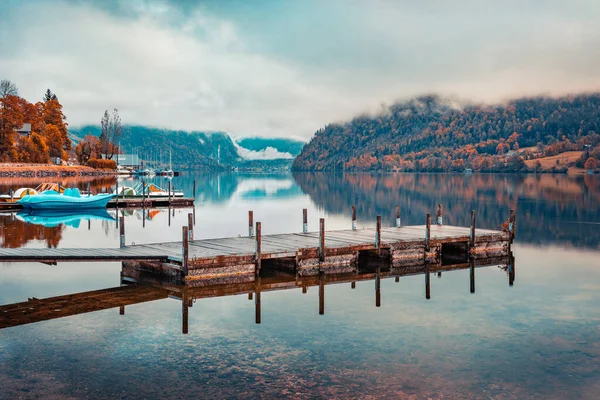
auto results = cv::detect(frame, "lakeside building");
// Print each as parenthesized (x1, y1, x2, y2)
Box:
(103, 154, 142, 169)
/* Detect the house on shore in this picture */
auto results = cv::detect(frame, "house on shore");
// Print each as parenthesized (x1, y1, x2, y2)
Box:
(103, 154, 142, 170)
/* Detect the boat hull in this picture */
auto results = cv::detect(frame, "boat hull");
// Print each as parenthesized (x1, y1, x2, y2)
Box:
(18, 193, 116, 210)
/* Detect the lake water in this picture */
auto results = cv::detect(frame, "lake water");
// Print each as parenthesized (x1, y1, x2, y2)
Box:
(1, 173, 599, 399)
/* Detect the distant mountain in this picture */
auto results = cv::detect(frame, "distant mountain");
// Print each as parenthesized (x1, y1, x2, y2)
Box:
(292, 93, 600, 171)
(234, 137, 305, 160)
(69, 125, 241, 170)
(68, 126, 305, 170)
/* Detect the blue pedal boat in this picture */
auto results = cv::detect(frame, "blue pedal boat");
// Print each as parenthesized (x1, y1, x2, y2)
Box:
(18, 188, 116, 211)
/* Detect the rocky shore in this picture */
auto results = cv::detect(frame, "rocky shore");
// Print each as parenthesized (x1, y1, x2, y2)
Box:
(0, 163, 116, 178)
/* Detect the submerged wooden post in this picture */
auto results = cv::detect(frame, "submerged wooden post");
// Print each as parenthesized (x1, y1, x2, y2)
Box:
(375, 215, 382, 255)
(425, 213, 431, 252)
(352, 206, 357, 230)
(425, 265, 431, 300)
(469, 210, 476, 253)
(375, 266, 381, 307)
(248, 211, 254, 237)
(182, 226, 189, 276)
(319, 271, 325, 315)
(255, 222, 261, 277)
(319, 218, 325, 262)
(119, 216, 125, 248)
(255, 278, 261, 324)
(396, 206, 401, 227)
(470, 258, 475, 294)
(303, 208, 308, 233)
(188, 213, 194, 241)
(436, 204, 443, 225)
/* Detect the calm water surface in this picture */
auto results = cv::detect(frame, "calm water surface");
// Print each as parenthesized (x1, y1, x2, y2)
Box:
(1, 173, 599, 399)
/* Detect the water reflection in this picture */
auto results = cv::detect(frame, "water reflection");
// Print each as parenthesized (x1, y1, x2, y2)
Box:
(293, 172, 600, 248)
(0, 254, 513, 332)
(16, 209, 115, 228)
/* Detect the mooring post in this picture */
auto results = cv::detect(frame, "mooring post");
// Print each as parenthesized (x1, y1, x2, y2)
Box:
(470, 258, 475, 294)
(119, 216, 125, 248)
(319, 271, 325, 315)
(508, 251, 515, 287)
(188, 213, 194, 241)
(248, 210, 254, 237)
(425, 264, 431, 300)
(182, 226, 189, 276)
(255, 222, 262, 277)
(302, 286, 307, 294)
(255, 278, 261, 324)
(88, 219, 91, 231)
(119, 305, 125, 315)
(352, 206, 357, 230)
(375, 266, 381, 307)
(248, 292, 253, 300)
(168, 205, 171, 226)
(319, 218, 325, 262)
(376, 215, 382, 255)
(436, 204, 443, 225)
(303, 208, 308, 233)
(351, 281, 356, 289)
(469, 210, 476, 256)
(182, 295, 189, 334)
(395, 276, 399, 283)
(425, 213, 431, 252)
(396, 205, 401, 227)
(509, 208, 516, 246)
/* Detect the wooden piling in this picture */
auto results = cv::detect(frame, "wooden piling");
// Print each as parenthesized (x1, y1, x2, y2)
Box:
(436, 204, 443, 225)
(182, 299, 189, 334)
(248, 292, 253, 300)
(303, 208, 308, 233)
(425, 265, 431, 300)
(352, 206, 357, 230)
(351, 281, 356, 289)
(255, 222, 262, 277)
(319, 218, 325, 262)
(509, 209, 516, 247)
(508, 252, 515, 287)
(319, 271, 325, 315)
(119, 216, 125, 248)
(469, 210, 476, 250)
(470, 258, 475, 293)
(302, 286, 307, 294)
(425, 213, 431, 252)
(188, 213, 194, 241)
(395, 276, 399, 283)
(376, 215, 382, 254)
(182, 226, 189, 276)
(396, 205, 401, 227)
(119, 305, 125, 315)
(248, 211, 254, 237)
(255, 278, 261, 324)
(375, 266, 381, 307)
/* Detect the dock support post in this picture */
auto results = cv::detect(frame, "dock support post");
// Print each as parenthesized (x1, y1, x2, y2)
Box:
(119, 305, 125, 315)
(319, 218, 325, 262)
(303, 209, 308, 233)
(425, 264, 431, 300)
(182, 295, 189, 334)
(182, 226, 189, 276)
(351, 281, 356, 289)
(302, 286, 307, 294)
(508, 252, 515, 286)
(436, 204, 443, 225)
(248, 292, 253, 300)
(396, 206, 401, 227)
(352, 206, 357, 230)
(375, 266, 381, 307)
(188, 213, 194, 241)
(425, 213, 431, 252)
(469, 210, 476, 256)
(470, 258, 475, 294)
(255, 278, 261, 324)
(395, 276, 399, 283)
(375, 215, 381, 254)
(255, 222, 261, 277)
(319, 271, 325, 315)
(119, 216, 125, 248)
(248, 211, 254, 237)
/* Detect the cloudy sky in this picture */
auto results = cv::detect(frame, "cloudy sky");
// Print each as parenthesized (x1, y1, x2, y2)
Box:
(1, 0, 599, 140)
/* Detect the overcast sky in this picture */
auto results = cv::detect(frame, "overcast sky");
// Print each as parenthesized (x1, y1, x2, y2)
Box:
(1, 0, 599, 140)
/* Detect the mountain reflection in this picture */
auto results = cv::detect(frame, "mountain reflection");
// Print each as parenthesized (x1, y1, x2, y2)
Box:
(293, 172, 600, 248)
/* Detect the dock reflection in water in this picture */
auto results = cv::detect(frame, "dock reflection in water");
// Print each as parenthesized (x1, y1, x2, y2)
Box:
(0, 254, 514, 332)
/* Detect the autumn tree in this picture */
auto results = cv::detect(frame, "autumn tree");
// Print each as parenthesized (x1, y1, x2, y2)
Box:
(0, 95, 23, 161)
(584, 157, 597, 170)
(74, 134, 100, 165)
(0, 80, 18, 98)
(17, 132, 49, 163)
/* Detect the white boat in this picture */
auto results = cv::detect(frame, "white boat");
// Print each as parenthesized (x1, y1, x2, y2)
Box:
(114, 182, 183, 198)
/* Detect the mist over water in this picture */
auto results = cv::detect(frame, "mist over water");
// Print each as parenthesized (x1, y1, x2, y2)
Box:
(1, 173, 599, 399)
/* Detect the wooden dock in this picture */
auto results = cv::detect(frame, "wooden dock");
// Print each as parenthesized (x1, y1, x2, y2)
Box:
(0, 197, 194, 211)
(0, 254, 514, 330)
(0, 207, 516, 285)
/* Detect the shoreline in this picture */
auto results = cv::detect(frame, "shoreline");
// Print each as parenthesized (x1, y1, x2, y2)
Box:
(0, 163, 116, 178)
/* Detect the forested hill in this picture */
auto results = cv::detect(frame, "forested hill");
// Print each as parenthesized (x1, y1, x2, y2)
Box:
(292, 94, 600, 171)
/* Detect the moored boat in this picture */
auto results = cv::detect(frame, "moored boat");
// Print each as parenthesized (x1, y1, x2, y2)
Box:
(18, 188, 116, 210)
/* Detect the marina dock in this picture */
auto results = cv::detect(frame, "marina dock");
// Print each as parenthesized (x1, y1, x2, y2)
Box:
(0, 196, 194, 211)
(0, 206, 516, 286)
